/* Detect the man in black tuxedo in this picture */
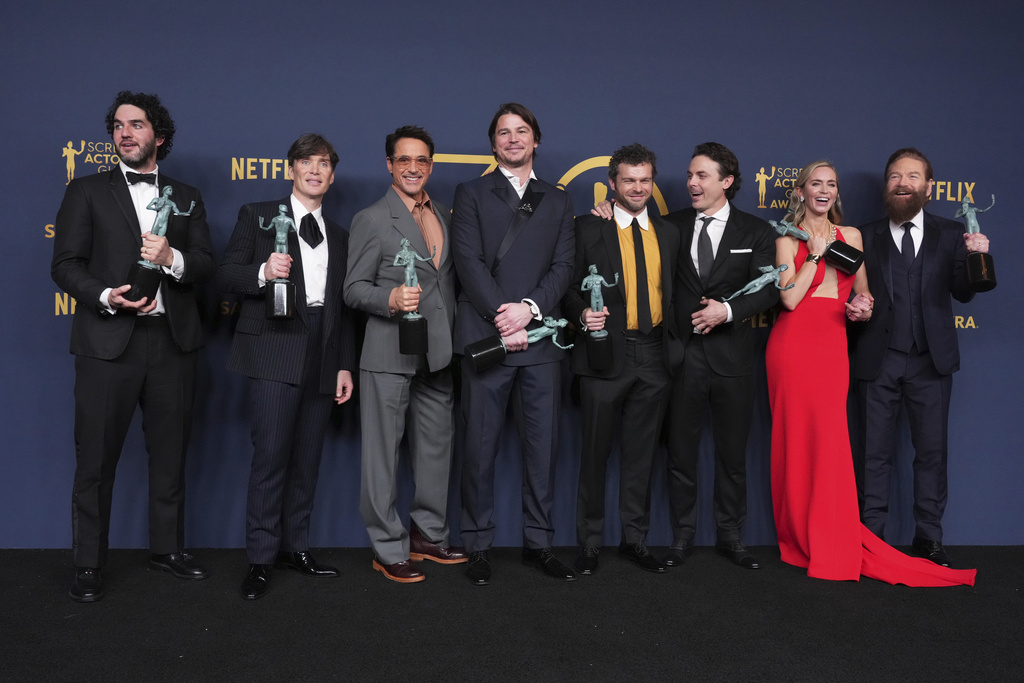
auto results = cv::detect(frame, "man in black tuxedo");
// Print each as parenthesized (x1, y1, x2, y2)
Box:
(663, 143, 779, 569)
(563, 144, 677, 575)
(852, 148, 991, 567)
(52, 91, 215, 603)
(218, 134, 356, 599)
(451, 103, 576, 585)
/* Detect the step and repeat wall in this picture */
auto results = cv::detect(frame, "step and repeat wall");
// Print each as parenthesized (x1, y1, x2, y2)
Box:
(4, 1, 1022, 549)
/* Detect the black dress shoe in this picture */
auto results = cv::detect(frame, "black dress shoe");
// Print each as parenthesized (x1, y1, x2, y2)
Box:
(465, 551, 491, 586)
(912, 537, 952, 567)
(574, 546, 600, 575)
(522, 548, 577, 581)
(69, 567, 103, 603)
(150, 551, 209, 580)
(715, 540, 761, 570)
(619, 542, 667, 573)
(662, 538, 694, 567)
(241, 564, 272, 600)
(275, 551, 339, 577)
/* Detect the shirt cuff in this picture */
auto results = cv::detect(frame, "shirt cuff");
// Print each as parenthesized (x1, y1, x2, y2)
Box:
(724, 301, 734, 323)
(99, 288, 115, 314)
(162, 248, 185, 280)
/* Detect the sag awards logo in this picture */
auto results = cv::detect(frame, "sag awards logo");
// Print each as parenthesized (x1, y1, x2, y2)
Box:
(60, 139, 121, 184)
(753, 164, 802, 210)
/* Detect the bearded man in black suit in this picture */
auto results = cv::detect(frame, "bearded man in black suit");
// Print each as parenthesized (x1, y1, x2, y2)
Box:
(52, 91, 215, 603)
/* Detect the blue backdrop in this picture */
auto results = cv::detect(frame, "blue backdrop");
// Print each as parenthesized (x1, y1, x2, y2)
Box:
(3, 0, 1021, 551)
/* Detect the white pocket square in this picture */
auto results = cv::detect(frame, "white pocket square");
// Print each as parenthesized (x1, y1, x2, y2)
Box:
(730, 248, 752, 254)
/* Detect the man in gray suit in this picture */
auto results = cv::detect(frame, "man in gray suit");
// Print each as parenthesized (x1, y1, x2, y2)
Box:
(345, 126, 466, 583)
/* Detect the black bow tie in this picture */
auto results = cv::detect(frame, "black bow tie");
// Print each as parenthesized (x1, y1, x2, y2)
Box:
(126, 172, 157, 185)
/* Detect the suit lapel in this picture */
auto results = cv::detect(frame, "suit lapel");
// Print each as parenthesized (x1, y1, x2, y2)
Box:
(678, 213, 702, 292)
(433, 203, 451, 267)
(653, 216, 674, 304)
(713, 207, 742, 281)
(600, 218, 627, 303)
(490, 171, 520, 213)
(286, 204, 308, 324)
(387, 189, 434, 267)
(324, 218, 344, 320)
(874, 222, 894, 302)
(108, 169, 143, 245)
(921, 212, 941, 289)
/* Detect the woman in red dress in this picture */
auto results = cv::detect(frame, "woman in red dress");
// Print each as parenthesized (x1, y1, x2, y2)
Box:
(765, 161, 975, 586)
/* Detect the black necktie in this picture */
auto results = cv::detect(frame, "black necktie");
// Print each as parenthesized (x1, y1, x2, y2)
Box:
(126, 172, 156, 185)
(901, 222, 915, 268)
(631, 218, 653, 333)
(300, 213, 323, 248)
(697, 216, 715, 285)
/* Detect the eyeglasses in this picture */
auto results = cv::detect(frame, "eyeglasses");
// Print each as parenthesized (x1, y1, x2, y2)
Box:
(391, 156, 433, 168)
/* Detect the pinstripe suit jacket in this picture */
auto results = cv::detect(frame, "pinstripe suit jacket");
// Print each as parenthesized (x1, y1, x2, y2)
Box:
(218, 198, 356, 392)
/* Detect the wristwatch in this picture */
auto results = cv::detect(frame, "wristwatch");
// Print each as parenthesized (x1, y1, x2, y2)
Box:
(805, 253, 823, 265)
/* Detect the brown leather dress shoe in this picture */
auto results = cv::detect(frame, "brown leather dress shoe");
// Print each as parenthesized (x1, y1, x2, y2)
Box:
(409, 525, 468, 564)
(372, 557, 425, 583)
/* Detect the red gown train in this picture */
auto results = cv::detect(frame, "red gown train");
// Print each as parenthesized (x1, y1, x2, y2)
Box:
(765, 236, 975, 586)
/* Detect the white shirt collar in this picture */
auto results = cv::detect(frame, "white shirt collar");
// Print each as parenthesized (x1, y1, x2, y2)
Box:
(697, 201, 731, 225)
(614, 204, 649, 230)
(498, 164, 537, 198)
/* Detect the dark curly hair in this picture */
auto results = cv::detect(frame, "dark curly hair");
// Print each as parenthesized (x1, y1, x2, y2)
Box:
(692, 142, 741, 200)
(104, 91, 175, 160)
(608, 143, 658, 181)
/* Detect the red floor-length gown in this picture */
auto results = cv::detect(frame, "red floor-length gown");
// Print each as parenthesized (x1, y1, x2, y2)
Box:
(765, 235, 975, 586)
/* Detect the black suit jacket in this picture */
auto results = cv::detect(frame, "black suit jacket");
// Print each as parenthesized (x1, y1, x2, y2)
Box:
(51, 168, 215, 359)
(451, 171, 575, 366)
(562, 213, 679, 378)
(217, 198, 356, 393)
(852, 211, 973, 379)
(665, 204, 779, 376)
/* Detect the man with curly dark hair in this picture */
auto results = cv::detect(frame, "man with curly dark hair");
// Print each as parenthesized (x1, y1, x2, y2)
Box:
(52, 91, 215, 603)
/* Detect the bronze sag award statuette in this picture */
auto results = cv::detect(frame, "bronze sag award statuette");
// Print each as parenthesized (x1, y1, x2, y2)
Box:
(392, 238, 435, 355)
(955, 195, 997, 292)
(260, 205, 297, 319)
(125, 186, 195, 302)
(770, 217, 864, 274)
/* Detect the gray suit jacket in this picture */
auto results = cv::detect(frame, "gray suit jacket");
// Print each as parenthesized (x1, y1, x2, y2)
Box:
(345, 187, 456, 373)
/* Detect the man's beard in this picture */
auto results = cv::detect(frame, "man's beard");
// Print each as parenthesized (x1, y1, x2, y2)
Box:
(119, 139, 156, 170)
(884, 186, 929, 224)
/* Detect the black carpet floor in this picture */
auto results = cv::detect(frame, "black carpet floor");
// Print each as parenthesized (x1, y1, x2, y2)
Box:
(2, 546, 1021, 681)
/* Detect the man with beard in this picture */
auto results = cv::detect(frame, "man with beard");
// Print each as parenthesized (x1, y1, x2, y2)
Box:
(852, 148, 991, 567)
(52, 91, 215, 602)
(563, 144, 677, 575)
